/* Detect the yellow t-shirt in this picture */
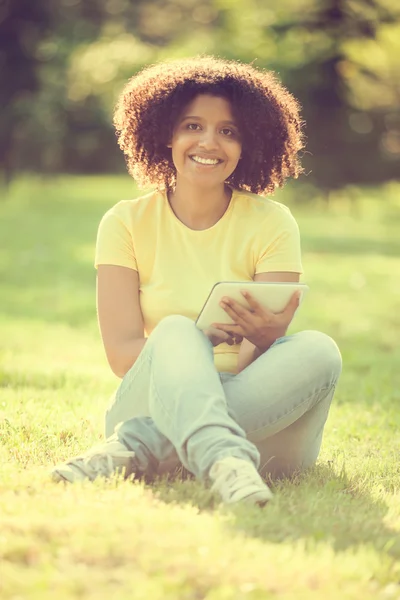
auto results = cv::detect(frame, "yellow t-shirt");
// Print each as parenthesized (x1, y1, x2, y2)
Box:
(95, 189, 303, 373)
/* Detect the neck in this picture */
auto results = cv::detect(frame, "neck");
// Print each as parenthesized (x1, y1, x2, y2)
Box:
(168, 181, 232, 231)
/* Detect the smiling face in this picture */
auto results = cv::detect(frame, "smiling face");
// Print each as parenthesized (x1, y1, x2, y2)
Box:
(169, 94, 242, 190)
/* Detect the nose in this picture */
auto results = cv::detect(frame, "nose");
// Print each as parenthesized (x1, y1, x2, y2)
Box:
(198, 128, 219, 150)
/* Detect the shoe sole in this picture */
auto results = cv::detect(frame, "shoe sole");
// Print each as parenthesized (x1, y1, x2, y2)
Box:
(233, 488, 273, 506)
(51, 469, 75, 484)
(50, 461, 135, 484)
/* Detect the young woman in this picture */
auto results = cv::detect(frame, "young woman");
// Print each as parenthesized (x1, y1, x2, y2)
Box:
(52, 56, 342, 506)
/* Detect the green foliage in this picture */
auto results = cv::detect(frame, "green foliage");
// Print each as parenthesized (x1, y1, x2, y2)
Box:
(1, 0, 400, 189)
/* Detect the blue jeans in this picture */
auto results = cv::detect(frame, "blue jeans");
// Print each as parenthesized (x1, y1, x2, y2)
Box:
(105, 315, 342, 480)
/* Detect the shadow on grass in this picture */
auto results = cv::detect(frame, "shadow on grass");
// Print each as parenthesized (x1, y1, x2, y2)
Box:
(153, 463, 400, 559)
(229, 463, 400, 557)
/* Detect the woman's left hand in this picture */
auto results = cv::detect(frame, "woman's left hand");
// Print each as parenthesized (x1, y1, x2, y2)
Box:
(212, 290, 300, 352)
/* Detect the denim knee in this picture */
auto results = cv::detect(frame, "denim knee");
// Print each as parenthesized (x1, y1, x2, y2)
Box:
(294, 330, 342, 385)
(154, 314, 194, 332)
(148, 314, 209, 352)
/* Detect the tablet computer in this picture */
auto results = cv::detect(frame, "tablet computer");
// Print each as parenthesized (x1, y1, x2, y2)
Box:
(195, 281, 309, 330)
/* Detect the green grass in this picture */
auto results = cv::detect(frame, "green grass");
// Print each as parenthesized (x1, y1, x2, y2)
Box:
(1, 175, 400, 599)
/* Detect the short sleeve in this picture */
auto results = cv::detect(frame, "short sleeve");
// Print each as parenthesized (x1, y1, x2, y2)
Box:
(255, 208, 303, 274)
(94, 208, 137, 270)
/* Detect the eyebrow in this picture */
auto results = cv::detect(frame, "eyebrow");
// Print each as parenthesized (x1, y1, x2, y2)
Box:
(180, 115, 238, 127)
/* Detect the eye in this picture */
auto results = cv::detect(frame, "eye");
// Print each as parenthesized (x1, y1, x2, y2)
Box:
(221, 127, 235, 137)
(187, 123, 201, 131)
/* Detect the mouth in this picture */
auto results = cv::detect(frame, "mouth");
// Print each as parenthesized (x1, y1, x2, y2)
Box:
(189, 155, 222, 166)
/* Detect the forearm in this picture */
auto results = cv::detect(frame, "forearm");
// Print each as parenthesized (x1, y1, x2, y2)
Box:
(237, 342, 267, 374)
(106, 337, 147, 378)
(236, 329, 286, 373)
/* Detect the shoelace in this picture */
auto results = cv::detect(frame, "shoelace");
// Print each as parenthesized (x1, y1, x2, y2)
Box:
(73, 453, 114, 480)
(216, 466, 260, 500)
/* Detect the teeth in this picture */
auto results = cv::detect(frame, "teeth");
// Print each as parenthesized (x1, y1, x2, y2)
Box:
(191, 156, 220, 165)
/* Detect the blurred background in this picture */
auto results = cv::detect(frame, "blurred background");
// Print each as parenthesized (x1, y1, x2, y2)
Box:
(1, 0, 400, 192)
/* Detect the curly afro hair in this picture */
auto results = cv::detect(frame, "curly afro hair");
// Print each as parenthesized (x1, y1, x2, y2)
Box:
(114, 55, 304, 195)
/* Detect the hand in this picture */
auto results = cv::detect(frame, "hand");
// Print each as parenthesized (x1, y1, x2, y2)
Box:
(203, 326, 243, 348)
(212, 290, 301, 352)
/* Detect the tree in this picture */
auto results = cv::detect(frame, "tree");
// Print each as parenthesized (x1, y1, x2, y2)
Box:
(0, 0, 110, 183)
(1, 0, 399, 191)
(212, 0, 400, 189)
(0, 0, 53, 183)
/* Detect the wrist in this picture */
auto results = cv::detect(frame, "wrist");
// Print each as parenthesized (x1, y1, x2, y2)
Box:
(254, 333, 281, 354)
(254, 326, 287, 354)
(254, 341, 273, 355)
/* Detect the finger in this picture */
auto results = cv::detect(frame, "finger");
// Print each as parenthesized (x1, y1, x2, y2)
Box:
(205, 327, 232, 342)
(210, 325, 243, 346)
(224, 334, 243, 345)
(220, 298, 252, 321)
(282, 291, 301, 316)
(240, 290, 266, 314)
(212, 322, 243, 335)
(216, 330, 234, 341)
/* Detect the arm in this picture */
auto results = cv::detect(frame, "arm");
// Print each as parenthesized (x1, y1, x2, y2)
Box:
(97, 264, 145, 378)
(236, 271, 300, 374)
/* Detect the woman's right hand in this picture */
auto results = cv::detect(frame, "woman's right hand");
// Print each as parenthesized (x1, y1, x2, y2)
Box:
(203, 326, 243, 347)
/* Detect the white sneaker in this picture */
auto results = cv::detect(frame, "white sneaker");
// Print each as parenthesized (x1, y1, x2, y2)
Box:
(51, 440, 136, 483)
(209, 457, 273, 506)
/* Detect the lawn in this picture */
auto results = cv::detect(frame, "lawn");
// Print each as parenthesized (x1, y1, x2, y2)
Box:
(1, 175, 400, 599)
